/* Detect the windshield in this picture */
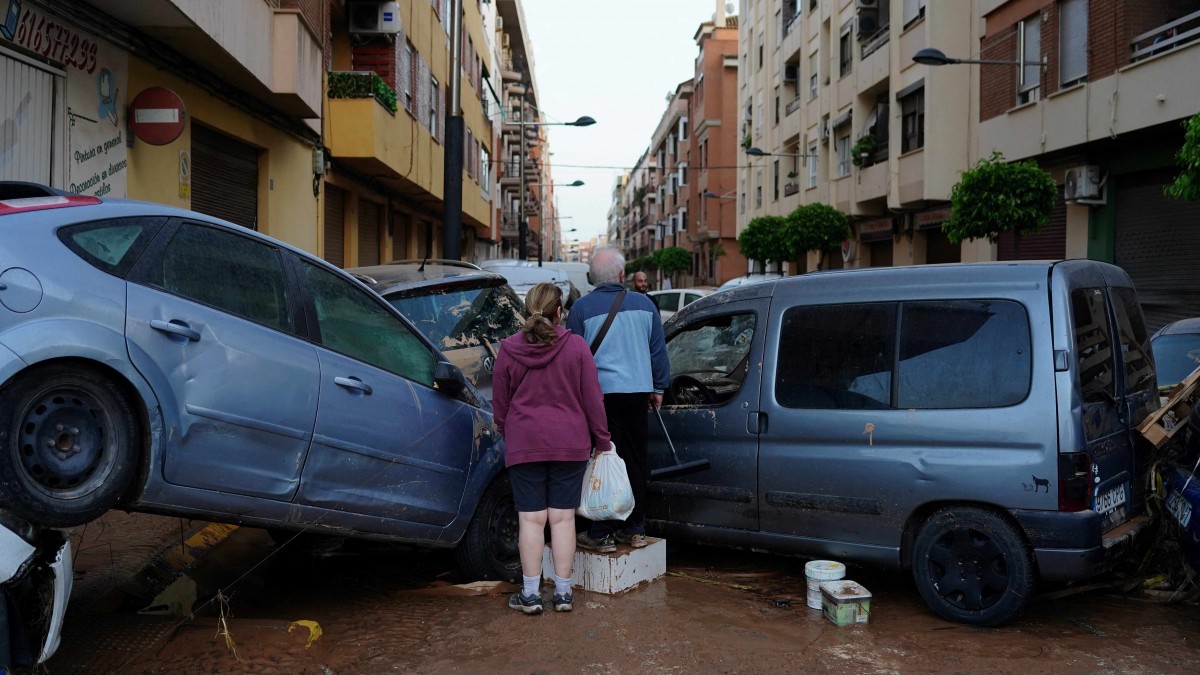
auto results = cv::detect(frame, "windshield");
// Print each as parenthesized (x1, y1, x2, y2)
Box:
(388, 284, 525, 352)
(1151, 333, 1200, 387)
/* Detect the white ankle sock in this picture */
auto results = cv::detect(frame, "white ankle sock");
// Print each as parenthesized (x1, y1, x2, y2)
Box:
(553, 574, 572, 595)
(522, 575, 540, 597)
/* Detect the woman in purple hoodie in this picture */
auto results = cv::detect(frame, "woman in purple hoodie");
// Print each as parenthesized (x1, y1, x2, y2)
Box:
(492, 282, 610, 615)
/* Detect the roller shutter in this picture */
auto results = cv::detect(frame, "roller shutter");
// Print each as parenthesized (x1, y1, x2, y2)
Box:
(1, 51, 57, 184)
(998, 195, 1066, 260)
(1115, 168, 1200, 333)
(324, 185, 346, 267)
(191, 125, 259, 230)
(359, 199, 381, 266)
(392, 210, 412, 259)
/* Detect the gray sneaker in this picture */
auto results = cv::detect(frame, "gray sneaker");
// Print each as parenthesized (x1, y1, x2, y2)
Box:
(615, 531, 649, 548)
(576, 532, 616, 553)
(553, 592, 574, 612)
(508, 591, 543, 615)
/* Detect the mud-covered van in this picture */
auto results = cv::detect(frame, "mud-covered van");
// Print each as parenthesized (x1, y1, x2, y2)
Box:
(647, 260, 1156, 625)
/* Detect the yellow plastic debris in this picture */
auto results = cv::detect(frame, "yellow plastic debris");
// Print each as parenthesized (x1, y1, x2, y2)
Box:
(288, 620, 323, 649)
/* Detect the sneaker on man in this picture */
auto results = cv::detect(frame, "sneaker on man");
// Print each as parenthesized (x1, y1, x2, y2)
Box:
(615, 531, 649, 548)
(576, 532, 616, 553)
(553, 592, 574, 612)
(508, 591, 544, 615)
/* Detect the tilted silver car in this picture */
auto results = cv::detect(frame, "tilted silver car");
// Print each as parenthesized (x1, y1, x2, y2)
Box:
(0, 186, 518, 585)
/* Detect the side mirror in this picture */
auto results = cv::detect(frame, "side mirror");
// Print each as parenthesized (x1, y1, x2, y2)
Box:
(434, 361, 467, 397)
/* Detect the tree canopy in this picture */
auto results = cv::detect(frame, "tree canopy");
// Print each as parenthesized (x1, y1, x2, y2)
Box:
(944, 151, 1057, 244)
(738, 215, 788, 272)
(783, 203, 850, 269)
(651, 246, 691, 277)
(1166, 112, 1200, 201)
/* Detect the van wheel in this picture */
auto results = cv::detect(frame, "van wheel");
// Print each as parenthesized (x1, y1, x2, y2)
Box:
(911, 507, 1034, 626)
(0, 365, 139, 527)
(455, 474, 521, 583)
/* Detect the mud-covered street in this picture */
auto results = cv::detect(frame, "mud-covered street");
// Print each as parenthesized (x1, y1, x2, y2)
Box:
(39, 512, 1200, 673)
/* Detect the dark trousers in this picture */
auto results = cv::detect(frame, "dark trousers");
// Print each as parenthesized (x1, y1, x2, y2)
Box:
(591, 392, 649, 536)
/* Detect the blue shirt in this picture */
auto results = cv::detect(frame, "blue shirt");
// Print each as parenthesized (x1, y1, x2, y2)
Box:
(566, 283, 670, 394)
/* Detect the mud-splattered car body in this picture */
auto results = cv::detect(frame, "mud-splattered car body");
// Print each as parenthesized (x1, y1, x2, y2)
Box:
(0, 510, 71, 669)
(347, 260, 525, 399)
(647, 261, 1157, 625)
(0, 190, 515, 582)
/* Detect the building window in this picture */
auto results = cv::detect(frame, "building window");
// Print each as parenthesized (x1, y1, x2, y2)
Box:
(430, 76, 440, 139)
(839, 24, 853, 77)
(758, 35, 764, 69)
(807, 144, 818, 188)
(755, 169, 763, 207)
(900, 89, 924, 153)
(903, 0, 927, 26)
(1017, 15, 1041, 104)
(775, 90, 781, 125)
(678, 207, 687, 232)
(773, 160, 780, 200)
(1059, 0, 1087, 86)
(835, 132, 851, 177)
(678, 164, 688, 187)
(809, 53, 818, 99)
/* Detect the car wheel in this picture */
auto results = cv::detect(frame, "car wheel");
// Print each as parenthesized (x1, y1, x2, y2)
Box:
(911, 507, 1034, 626)
(0, 365, 140, 527)
(455, 473, 521, 583)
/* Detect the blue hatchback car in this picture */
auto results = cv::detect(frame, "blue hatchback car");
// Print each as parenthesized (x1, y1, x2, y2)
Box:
(0, 186, 517, 581)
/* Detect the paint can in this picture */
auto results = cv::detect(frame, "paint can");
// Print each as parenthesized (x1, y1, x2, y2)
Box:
(804, 560, 845, 609)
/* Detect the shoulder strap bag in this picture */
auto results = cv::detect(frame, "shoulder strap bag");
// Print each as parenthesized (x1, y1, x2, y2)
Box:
(589, 290, 627, 355)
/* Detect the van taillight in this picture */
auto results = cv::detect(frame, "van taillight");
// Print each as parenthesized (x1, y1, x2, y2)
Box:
(1058, 451, 1091, 512)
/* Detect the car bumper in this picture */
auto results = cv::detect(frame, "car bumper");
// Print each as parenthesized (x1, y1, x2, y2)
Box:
(0, 514, 73, 667)
(1010, 508, 1152, 581)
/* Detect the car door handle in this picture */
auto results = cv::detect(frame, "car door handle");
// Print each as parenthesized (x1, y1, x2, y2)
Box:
(150, 319, 201, 342)
(334, 376, 373, 395)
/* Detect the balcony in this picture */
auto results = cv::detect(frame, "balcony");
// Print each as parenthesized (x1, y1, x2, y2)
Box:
(855, 161, 887, 204)
(85, 0, 321, 118)
(1131, 10, 1200, 62)
(783, 182, 801, 197)
(785, 96, 804, 117)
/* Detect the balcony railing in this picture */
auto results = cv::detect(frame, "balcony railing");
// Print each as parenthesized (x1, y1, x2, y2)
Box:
(860, 25, 890, 60)
(1131, 10, 1200, 61)
(785, 96, 804, 116)
(327, 71, 397, 114)
(783, 182, 800, 197)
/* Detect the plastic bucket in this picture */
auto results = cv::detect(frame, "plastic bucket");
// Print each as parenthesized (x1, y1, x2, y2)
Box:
(804, 560, 846, 609)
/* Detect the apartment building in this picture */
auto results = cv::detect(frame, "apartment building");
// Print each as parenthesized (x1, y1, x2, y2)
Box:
(648, 79, 694, 285)
(620, 151, 657, 260)
(977, 0, 1200, 330)
(741, 0, 984, 273)
(325, 0, 494, 266)
(2, 0, 324, 247)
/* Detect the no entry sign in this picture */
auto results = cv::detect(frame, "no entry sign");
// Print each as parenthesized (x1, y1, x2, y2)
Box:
(128, 87, 187, 145)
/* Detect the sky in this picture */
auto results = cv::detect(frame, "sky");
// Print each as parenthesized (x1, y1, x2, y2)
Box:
(518, 0, 729, 244)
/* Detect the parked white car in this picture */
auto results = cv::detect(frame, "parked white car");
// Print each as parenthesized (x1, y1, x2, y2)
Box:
(648, 288, 712, 321)
(717, 272, 785, 291)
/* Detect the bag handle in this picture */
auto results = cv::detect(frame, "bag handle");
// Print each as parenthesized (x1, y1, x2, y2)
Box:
(589, 290, 626, 355)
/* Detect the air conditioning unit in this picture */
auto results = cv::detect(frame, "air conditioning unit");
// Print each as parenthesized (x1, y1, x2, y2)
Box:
(855, 0, 880, 8)
(857, 12, 879, 37)
(819, 119, 830, 140)
(349, 1, 401, 35)
(784, 64, 799, 82)
(1064, 165, 1105, 203)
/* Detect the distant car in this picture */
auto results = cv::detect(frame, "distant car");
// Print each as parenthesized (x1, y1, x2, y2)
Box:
(648, 288, 712, 321)
(1150, 317, 1200, 394)
(479, 259, 581, 309)
(717, 272, 786, 291)
(348, 260, 525, 396)
(0, 186, 518, 583)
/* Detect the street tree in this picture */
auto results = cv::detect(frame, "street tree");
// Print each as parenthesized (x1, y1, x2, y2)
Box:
(1166, 112, 1200, 201)
(944, 151, 1057, 251)
(652, 246, 692, 287)
(738, 215, 788, 274)
(783, 203, 850, 270)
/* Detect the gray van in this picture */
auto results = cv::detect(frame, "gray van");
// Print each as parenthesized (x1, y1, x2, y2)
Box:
(648, 260, 1156, 625)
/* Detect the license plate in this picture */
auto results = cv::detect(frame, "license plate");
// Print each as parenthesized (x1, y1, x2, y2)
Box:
(1094, 483, 1128, 515)
(1166, 489, 1193, 528)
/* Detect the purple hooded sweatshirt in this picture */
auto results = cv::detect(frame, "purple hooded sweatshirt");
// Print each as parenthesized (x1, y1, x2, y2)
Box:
(492, 325, 610, 467)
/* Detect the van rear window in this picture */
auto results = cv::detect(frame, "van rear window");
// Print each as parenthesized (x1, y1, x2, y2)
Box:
(776, 300, 1031, 410)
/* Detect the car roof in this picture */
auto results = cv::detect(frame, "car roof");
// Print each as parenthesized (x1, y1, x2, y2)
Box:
(348, 261, 509, 297)
(1153, 317, 1200, 338)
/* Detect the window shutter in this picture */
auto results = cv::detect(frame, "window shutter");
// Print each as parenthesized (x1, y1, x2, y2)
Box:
(1059, 0, 1087, 84)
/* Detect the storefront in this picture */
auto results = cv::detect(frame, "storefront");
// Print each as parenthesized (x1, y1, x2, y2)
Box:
(857, 217, 894, 268)
(914, 206, 960, 264)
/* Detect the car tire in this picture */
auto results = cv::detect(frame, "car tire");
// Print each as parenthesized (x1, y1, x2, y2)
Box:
(911, 506, 1035, 626)
(455, 473, 521, 583)
(0, 365, 140, 528)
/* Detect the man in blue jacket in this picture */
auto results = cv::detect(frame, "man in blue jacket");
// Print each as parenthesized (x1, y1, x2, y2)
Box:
(567, 247, 670, 551)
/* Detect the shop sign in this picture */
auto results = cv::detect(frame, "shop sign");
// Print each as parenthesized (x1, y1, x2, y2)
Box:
(916, 206, 952, 231)
(858, 217, 894, 243)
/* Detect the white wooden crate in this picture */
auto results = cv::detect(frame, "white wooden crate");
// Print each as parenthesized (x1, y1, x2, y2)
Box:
(542, 537, 667, 595)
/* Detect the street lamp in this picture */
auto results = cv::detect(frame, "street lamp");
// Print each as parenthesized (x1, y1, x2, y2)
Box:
(746, 146, 818, 159)
(532, 182, 584, 266)
(912, 47, 1045, 67)
(703, 190, 736, 200)
(510, 109, 595, 261)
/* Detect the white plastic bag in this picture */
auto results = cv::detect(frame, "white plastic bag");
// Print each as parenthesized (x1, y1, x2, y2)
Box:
(576, 441, 634, 521)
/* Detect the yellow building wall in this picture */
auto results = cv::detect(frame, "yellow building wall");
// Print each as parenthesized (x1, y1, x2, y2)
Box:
(124, 58, 319, 253)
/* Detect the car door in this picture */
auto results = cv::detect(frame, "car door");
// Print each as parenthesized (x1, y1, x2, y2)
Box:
(125, 219, 319, 501)
(647, 300, 769, 531)
(294, 261, 476, 529)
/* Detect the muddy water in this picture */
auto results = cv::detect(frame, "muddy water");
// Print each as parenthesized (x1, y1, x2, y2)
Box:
(54, 513, 1200, 673)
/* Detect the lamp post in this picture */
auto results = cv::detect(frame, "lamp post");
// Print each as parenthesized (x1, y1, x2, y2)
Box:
(511, 112, 595, 261)
(531, 181, 583, 266)
(913, 47, 1046, 102)
(441, 0, 465, 260)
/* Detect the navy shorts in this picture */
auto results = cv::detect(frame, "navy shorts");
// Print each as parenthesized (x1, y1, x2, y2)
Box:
(509, 460, 588, 512)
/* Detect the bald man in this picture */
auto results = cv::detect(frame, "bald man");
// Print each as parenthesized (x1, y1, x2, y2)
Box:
(631, 271, 649, 294)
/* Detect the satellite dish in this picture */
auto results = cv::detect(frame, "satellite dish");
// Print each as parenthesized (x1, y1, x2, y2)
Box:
(725, 1, 736, 14)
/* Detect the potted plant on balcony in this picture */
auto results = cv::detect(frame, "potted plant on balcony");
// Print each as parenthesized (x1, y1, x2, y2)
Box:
(851, 135, 878, 167)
